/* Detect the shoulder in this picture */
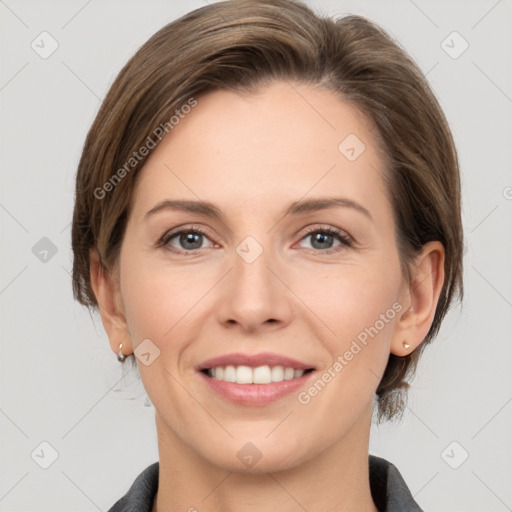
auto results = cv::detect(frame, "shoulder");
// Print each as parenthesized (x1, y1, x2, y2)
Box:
(369, 454, 424, 512)
(107, 461, 159, 512)
(106, 456, 423, 512)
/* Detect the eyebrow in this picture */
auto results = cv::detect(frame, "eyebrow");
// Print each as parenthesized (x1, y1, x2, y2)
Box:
(144, 197, 372, 222)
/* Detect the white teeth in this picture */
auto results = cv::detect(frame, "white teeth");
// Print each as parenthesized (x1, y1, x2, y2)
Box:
(271, 366, 284, 382)
(253, 365, 272, 384)
(209, 364, 308, 384)
(223, 365, 236, 382)
(284, 367, 295, 380)
(236, 365, 253, 384)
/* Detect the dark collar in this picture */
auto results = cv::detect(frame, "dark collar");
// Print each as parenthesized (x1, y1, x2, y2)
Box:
(107, 455, 423, 512)
(368, 455, 424, 511)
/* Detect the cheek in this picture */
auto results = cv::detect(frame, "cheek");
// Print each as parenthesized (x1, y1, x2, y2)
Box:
(300, 261, 401, 340)
(300, 260, 403, 399)
(293, 269, 401, 424)
(119, 250, 201, 349)
(120, 247, 402, 353)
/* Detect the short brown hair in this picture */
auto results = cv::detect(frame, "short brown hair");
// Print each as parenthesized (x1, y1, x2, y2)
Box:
(71, 0, 463, 421)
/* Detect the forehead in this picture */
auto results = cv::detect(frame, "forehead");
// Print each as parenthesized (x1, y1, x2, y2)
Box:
(130, 81, 389, 219)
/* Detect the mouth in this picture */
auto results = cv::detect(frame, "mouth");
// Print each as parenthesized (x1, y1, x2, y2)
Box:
(196, 352, 317, 406)
(200, 365, 315, 384)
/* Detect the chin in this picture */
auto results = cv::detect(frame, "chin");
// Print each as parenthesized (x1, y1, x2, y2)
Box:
(196, 434, 313, 475)
(210, 449, 306, 475)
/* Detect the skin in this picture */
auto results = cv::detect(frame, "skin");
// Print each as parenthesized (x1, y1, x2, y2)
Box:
(90, 81, 444, 512)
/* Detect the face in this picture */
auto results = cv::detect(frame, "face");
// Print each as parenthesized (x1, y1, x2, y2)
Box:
(113, 81, 411, 472)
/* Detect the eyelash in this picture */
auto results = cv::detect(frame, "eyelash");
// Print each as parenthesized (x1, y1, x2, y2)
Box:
(157, 224, 353, 255)
(299, 226, 352, 253)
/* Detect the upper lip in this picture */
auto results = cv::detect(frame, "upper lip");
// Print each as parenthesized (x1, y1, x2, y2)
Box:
(197, 352, 316, 371)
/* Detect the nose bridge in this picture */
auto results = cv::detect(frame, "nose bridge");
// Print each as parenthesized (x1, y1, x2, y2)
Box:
(216, 233, 292, 329)
(233, 234, 276, 306)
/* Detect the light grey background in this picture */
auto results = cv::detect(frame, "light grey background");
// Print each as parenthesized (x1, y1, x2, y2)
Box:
(1, 0, 511, 511)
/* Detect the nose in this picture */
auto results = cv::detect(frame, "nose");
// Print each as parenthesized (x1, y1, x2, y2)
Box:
(216, 242, 293, 333)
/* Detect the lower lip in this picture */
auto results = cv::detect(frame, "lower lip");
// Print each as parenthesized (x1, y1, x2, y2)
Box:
(198, 371, 315, 406)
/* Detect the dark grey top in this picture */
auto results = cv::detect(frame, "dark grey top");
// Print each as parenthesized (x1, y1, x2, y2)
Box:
(107, 455, 423, 512)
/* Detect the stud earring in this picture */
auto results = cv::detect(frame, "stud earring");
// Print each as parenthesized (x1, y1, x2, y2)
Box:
(403, 341, 411, 350)
(117, 343, 126, 363)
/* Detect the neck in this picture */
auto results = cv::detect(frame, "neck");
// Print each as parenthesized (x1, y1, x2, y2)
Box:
(152, 407, 378, 512)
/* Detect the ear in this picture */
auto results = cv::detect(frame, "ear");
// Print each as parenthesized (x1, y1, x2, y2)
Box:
(89, 249, 133, 358)
(391, 241, 445, 356)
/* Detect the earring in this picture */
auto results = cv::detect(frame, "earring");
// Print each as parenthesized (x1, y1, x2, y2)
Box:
(117, 343, 127, 363)
(403, 341, 411, 350)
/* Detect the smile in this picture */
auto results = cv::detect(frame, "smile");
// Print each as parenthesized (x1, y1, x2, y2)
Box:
(202, 365, 314, 384)
(196, 352, 317, 406)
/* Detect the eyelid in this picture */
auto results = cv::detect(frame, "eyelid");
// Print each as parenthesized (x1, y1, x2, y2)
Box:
(159, 223, 353, 253)
(295, 224, 353, 249)
(299, 224, 351, 239)
(158, 224, 217, 249)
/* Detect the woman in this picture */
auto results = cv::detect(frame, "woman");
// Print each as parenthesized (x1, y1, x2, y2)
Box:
(71, 0, 463, 510)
